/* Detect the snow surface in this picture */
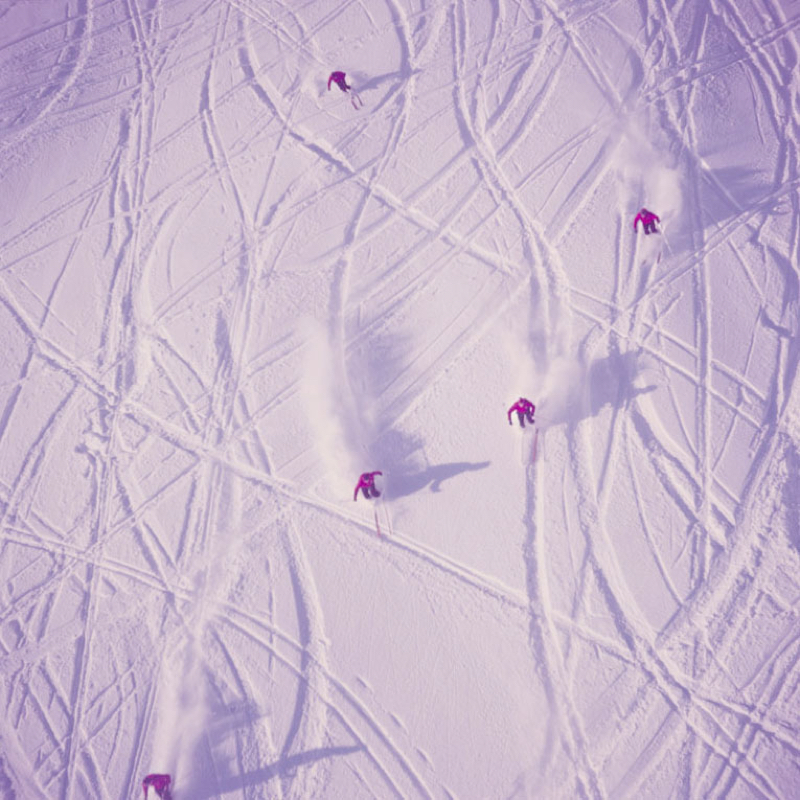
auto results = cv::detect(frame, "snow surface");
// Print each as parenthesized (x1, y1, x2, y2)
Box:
(1, 1, 800, 798)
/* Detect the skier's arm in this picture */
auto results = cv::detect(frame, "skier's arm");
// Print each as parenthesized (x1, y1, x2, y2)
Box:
(328, 75, 333, 91)
(354, 482, 361, 501)
(374, 471, 382, 476)
(633, 214, 641, 230)
(653, 214, 660, 223)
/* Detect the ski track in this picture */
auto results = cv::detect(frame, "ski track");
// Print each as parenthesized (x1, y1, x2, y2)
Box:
(1, 0, 800, 797)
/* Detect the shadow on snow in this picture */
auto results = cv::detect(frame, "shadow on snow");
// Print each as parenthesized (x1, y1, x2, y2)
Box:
(541, 350, 658, 429)
(369, 428, 489, 499)
(386, 460, 491, 499)
(196, 745, 362, 798)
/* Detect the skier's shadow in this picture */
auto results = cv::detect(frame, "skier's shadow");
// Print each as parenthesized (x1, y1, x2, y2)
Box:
(541, 350, 658, 428)
(651, 164, 773, 258)
(698, 163, 775, 231)
(349, 68, 422, 92)
(388, 460, 491, 499)
(370, 429, 489, 499)
(346, 68, 423, 113)
(200, 745, 363, 797)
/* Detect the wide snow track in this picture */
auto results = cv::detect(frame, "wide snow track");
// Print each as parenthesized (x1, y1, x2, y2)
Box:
(1, 1, 799, 798)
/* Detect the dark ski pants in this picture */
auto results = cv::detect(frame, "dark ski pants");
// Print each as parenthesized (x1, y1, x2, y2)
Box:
(360, 486, 380, 499)
(644, 222, 657, 234)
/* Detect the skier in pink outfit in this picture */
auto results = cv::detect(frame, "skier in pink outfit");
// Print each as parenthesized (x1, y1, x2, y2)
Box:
(633, 208, 660, 235)
(508, 398, 536, 428)
(328, 71, 351, 93)
(354, 471, 382, 501)
(142, 774, 171, 799)
(328, 70, 363, 109)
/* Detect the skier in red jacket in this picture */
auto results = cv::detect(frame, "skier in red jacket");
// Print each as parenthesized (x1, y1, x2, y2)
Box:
(328, 71, 350, 93)
(633, 208, 660, 235)
(354, 471, 382, 501)
(142, 774, 171, 799)
(508, 398, 536, 428)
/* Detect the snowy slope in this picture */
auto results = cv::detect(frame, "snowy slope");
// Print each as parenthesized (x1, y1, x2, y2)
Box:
(1, 1, 800, 798)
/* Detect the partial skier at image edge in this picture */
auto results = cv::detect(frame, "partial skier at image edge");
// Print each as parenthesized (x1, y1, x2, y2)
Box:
(354, 471, 383, 501)
(328, 70, 363, 109)
(633, 207, 660, 235)
(142, 774, 172, 800)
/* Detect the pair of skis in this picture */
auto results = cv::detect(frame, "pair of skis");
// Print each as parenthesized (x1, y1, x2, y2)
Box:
(372, 502, 392, 537)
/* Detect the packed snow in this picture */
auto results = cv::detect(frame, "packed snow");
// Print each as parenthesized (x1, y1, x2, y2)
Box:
(1, 0, 800, 798)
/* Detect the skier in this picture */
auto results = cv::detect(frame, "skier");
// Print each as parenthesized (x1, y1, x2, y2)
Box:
(142, 774, 172, 800)
(354, 471, 382, 501)
(508, 398, 536, 428)
(328, 70, 363, 109)
(633, 207, 660, 235)
(328, 71, 351, 93)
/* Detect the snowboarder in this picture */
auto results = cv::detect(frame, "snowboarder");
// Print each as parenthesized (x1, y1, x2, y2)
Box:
(508, 398, 536, 428)
(354, 471, 382, 501)
(142, 774, 171, 800)
(633, 208, 660, 235)
(328, 71, 351, 93)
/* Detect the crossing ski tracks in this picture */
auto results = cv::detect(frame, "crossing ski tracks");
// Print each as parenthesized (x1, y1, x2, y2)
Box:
(4, 3, 797, 797)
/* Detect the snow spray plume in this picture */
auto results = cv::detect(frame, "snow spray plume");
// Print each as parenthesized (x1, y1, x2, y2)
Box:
(615, 117, 682, 221)
(504, 326, 542, 403)
(539, 355, 585, 426)
(151, 629, 211, 798)
(150, 481, 245, 798)
(299, 318, 375, 494)
(502, 278, 545, 400)
(502, 276, 574, 424)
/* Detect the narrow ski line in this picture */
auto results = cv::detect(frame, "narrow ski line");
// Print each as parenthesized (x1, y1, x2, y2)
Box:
(522, 444, 606, 798)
